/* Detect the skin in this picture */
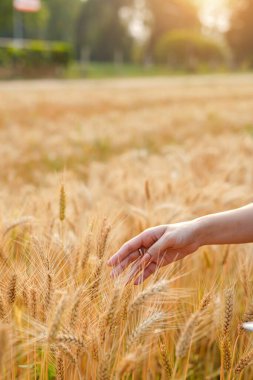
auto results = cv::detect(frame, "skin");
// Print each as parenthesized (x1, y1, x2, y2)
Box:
(107, 203, 253, 285)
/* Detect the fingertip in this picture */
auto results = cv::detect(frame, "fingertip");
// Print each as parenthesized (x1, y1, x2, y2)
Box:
(142, 253, 152, 264)
(107, 256, 117, 266)
(134, 275, 142, 285)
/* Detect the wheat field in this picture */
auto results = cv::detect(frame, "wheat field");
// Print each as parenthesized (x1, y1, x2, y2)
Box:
(0, 74, 253, 379)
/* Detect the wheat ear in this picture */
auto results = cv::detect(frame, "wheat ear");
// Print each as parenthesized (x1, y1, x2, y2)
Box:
(91, 260, 103, 300)
(97, 218, 111, 259)
(30, 288, 37, 319)
(81, 232, 92, 270)
(220, 335, 231, 371)
(56, 334, 86, 351)
(199, 291, 212, 312)
(0, 325, 8, 367)
(59, 343, 77, 365)
(159, 337, 172, 378)
(48, 295, 67, 341)
(120, 286, 131, 322)
(105, 287, 120, 330)
(235, 349, 253, 374)
(176, 311, 199, 359)
(129, 280, 168, 312)
(98, 353, 110, 380)
(0, 294, 5, 319)
(145, 179, 151, 201)
(127, 312, 167, 350)
(7, 274, 17, 305)
(69, 288, 82, 329)
(222, 287, 233, 336)
(45, 272, 53, 311)
(56, 354, 64, 380)
(22, 286, 29, 309)
(59, 184, 66, 222)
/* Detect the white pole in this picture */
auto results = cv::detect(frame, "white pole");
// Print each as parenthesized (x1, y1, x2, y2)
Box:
(13, 9, 24, 47)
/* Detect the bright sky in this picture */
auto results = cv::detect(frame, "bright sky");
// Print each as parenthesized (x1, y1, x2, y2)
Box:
(126, 0, 231, 41)
(81, 0, 231, 41)
(196, 0, 230, 32)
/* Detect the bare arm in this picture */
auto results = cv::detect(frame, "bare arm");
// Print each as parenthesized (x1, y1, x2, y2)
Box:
(107, 203, 253, 285)
(196, 203, 253, 246)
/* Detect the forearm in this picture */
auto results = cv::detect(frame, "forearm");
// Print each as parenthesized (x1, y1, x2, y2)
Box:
(195, 203, 253, 246)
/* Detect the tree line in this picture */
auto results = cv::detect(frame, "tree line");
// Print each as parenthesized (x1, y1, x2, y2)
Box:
(0, 0, 253, 68)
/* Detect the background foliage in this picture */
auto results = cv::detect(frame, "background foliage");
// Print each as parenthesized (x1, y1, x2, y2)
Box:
(0, 0, 253, 74)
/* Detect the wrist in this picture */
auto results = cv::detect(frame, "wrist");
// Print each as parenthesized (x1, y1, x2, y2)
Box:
(192, 216, 212, 247)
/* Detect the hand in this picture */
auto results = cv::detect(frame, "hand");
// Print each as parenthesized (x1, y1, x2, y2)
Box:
(107, 221, 201, 285)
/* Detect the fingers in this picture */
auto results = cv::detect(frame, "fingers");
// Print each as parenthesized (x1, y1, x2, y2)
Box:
(125, 251, 155, 284)
(128, 250, 186, 285)
(132, 250, 185, 285)
(134, 262, 157, 285)
(110, 250, 140, 278)
(144, 233, 171, 261)
(107, 230, 151, 267)
(159, 249, 186, 266)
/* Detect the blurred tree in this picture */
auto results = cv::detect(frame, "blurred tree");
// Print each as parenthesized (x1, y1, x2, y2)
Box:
(0, 0, 14, 38)
(227, 0, 253, 66)
(154, 29, 225, 70)
(76, 0, 134, 62)
(0, 0, 80, 43)
(145, 0, 200, 57)
(23, 4, 49, 40)
(45, 0, 81, 42)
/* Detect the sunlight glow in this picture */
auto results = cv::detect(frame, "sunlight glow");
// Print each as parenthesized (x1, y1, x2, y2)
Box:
(197, 0, 230, 32)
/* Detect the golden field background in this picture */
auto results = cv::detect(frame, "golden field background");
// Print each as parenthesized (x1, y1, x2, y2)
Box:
(0, 74, 253, 379)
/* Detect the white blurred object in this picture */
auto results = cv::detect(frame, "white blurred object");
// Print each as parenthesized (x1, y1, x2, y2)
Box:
(13, 0, 41, 12)
(242, 322, 253, 332)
